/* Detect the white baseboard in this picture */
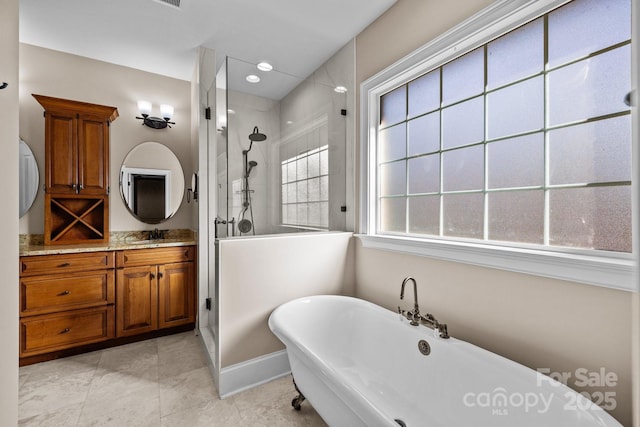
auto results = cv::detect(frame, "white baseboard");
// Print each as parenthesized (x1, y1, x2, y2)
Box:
(219, 350, 291, 399)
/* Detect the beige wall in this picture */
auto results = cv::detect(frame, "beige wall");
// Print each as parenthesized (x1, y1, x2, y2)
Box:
(0, 0, 20, 424)
(355, 1, 633, 425)
(19, 43, 195, 234)
(218, 232, 355, 369)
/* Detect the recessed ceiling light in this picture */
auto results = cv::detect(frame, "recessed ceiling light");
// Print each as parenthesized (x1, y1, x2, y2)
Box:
(334, 86, 348, 93)
(227, 109, 236, 114)
(286, 120, 294, 125)
(257, 62, 273, 72)
(246, 74, 260, 83)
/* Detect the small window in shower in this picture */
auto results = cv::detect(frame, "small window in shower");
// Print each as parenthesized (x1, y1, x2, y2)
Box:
(281, 145, 329, 229)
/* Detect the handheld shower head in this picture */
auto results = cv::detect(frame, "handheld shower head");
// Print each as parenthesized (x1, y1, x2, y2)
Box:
(246, 160, 258, 177)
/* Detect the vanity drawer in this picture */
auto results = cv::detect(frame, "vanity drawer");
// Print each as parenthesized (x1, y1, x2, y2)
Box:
(20, 251, 115, 276)
(20, 270, 115, 316)
(20, 306, 115, 357)
(116, 246, 194, 267)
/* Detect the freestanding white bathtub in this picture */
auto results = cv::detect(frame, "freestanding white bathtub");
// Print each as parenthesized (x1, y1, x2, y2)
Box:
(269, 295, 622, 427)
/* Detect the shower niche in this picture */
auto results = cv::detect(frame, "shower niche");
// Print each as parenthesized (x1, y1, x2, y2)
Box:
(214, 56, 348, 238)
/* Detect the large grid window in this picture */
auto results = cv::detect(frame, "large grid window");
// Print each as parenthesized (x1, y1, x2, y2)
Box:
(281, 145, 329, 228)
(377, 0, 632, 253)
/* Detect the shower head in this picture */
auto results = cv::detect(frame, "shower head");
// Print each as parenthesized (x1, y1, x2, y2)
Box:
(249, 126, 267, 142)
(246, 160, 258, 177)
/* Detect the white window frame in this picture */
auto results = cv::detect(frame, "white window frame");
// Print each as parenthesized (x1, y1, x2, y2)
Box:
(358, 0, 636, 292)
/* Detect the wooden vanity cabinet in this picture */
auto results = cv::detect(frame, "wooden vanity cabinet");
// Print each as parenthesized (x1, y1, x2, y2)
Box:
(116, 246, 195, 337)
(19, 251, 115, 358)
(33, 94, 118, 245)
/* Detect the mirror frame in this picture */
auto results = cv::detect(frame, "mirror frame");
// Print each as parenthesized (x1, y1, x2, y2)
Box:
(19, 139, 39, 218)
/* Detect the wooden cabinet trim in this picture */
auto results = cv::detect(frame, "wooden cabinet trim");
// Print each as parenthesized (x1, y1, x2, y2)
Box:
(33, 94, 119, 122)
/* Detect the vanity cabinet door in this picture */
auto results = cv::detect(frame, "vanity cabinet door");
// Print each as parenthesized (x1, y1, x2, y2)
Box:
(44, 110, 78, 194)
(158, 262, 195, 329)
(77, 114, 110, 195)
(116, 247, 196, 337)
(116, 266, 158, 337)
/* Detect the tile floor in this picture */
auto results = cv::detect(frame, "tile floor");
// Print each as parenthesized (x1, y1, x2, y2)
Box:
(19, 332, 327, 426)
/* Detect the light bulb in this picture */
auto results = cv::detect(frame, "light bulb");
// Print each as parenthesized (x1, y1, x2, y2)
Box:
(137, 100, 152, 116)
(257, 62, 273, 72)
(160, 104, 174, 120)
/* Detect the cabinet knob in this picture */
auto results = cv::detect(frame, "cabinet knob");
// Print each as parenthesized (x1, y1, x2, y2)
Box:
(60, 328, 71, 334)
(158, 272, 163, 279)
(57, 262, 71, 268)
(58, 290, 71, 296)
(150, 273, 155, 279)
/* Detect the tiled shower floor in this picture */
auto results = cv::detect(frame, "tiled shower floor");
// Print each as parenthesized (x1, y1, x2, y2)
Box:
(18, 332, 327, 426)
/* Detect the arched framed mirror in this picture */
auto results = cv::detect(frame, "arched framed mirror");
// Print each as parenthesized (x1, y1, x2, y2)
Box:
(19, 139, 39, 217)
(120, 142, 185, 224)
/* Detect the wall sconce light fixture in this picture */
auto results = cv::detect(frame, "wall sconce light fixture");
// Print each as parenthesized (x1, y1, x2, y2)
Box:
(136, 101, 175, 129)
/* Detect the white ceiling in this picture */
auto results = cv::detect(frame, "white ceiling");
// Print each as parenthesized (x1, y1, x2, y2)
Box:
(19, 0, 396, 97)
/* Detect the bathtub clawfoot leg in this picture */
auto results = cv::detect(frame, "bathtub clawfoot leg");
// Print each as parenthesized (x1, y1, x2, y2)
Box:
(291, 377, 306, 411)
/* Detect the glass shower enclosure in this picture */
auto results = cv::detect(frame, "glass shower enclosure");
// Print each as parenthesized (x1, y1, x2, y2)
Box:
(214, 56, 348, 238)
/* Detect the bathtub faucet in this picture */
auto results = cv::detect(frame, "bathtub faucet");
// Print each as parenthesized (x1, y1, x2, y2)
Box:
(399, 276, 450, 339)
(400, 277, 421, 326)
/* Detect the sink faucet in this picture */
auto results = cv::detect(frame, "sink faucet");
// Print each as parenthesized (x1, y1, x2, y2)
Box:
(148, 228, 165, 240)
(398, 276, 450, 339)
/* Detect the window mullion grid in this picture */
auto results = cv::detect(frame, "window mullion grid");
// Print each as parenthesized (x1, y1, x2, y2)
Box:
(483, 44, 489, 242)
(404, 87, 409, 235)
(438, 67, 444, 237)
(543, 13, 550, 247)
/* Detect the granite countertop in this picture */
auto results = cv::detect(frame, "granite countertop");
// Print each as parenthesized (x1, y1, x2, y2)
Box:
(20, 229, 197, 256)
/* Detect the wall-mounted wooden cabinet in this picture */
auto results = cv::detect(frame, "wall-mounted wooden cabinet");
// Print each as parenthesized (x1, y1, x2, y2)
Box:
(43, 109, 111, 195)
(33, 94, 118, 245)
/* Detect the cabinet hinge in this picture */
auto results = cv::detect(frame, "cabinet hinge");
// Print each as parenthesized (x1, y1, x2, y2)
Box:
(205, 298, 212, 310)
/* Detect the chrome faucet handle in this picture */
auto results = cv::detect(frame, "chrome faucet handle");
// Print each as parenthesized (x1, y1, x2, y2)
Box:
(417, 312, 437, 327)
(406, 309, 421, 326)
(422, 313, 436, 323)
(436, 323, 450, 339)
